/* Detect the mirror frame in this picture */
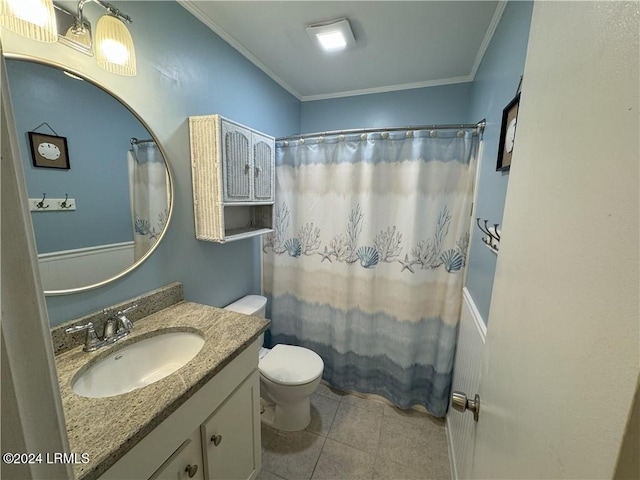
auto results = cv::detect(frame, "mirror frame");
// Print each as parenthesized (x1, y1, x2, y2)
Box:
(4, 53, 175, 296)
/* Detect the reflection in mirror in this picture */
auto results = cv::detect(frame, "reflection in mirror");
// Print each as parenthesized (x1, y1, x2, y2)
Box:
(5, 58, 172, 295)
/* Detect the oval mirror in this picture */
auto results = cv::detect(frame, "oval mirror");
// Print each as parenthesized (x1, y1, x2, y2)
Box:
(5, 57, 173, 295)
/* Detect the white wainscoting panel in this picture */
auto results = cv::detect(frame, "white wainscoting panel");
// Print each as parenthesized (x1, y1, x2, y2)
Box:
(446, 287, 487, 480)
(38, 241, 135, 291)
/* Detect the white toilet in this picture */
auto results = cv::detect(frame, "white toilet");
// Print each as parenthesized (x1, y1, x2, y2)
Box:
(225, 295, 324, 431)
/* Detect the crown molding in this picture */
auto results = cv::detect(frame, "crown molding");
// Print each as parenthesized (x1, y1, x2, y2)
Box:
(300, 76, 473, 102)
(469, 1, 508, 79)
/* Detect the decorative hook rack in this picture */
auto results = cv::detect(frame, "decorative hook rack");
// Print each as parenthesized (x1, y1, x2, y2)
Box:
(60, 194, 74, 209)
(29, 194, 76, 212)
(36, 193, 50, 209)
(476, 218, 501, 254)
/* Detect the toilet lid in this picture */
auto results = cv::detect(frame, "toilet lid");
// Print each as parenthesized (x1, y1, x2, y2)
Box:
(259, 344, 324, 386)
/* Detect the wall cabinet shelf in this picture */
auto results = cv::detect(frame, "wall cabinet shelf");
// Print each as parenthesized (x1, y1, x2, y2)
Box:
(189, 115, 275, 243)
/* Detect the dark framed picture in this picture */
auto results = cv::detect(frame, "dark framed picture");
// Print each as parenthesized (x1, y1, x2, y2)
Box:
(28, 132, 70, 169)
(496, 93, 521, 172)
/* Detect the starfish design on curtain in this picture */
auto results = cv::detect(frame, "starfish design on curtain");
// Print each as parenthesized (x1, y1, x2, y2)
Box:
(318, 246, 333, 262)
(399, 254, 416, 273)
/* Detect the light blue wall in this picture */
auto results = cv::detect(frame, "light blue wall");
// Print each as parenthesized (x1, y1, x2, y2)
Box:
(301, 83, 473, 133)
(7, 60, 148, 253)
(464, 1, 533, 324)
(42, 1, 300, 325)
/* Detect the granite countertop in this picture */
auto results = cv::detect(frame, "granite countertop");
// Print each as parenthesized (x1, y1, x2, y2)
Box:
(54, 301, 269, 480)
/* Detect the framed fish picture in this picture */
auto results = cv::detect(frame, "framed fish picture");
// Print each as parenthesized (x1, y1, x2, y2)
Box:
(28, 132, 70, 169)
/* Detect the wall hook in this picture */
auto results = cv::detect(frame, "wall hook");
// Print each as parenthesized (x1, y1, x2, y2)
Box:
(36, 193, 50, 209)
(476, 218, 500, 254)
(60, 194, 73, 209)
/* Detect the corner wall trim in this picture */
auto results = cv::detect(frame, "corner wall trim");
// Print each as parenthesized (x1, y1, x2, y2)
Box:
(463, 286, 487, 341)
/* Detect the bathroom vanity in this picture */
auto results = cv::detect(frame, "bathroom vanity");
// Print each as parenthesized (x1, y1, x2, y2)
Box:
(53, 287, 269, 480)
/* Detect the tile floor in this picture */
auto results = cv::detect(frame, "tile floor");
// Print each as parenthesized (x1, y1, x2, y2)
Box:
(257, 383, 451, 480)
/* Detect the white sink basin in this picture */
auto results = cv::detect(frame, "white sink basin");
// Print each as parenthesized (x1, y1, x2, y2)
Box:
(72, 331, 205, 398)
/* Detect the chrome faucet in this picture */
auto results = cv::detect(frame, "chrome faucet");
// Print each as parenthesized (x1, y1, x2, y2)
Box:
(65, 322, 103, 352)
(108, 305, 136, 341)
(66, 304, 137, 352)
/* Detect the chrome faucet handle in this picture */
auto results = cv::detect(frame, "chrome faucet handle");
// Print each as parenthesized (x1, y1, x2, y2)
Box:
(115, 304, 137, 334)
(65, 322, 103, 352)
(119, 304, 138, 315)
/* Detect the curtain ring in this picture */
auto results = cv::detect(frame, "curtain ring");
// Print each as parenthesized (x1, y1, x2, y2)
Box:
(299, 138, 305, 145)
(381, 132, 389, 139)
(430, 130, 437, 138)
(318, 136, 324, 143)
(406, 131, 414, 138)
(361, 133, 367, 140)
(338, 134, 345, 142)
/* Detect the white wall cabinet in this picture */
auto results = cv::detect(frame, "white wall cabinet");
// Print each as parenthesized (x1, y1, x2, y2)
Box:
(189, 115, 275, 243)
(101, 341, 261, 480)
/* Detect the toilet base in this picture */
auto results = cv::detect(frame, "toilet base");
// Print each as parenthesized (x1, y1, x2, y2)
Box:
(260, 397, 311, 432)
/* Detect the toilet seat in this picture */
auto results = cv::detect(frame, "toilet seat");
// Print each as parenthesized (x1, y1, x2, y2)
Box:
(259, 344, 323, 386)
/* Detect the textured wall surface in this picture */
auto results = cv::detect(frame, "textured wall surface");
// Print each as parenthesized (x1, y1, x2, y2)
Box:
(301, 82, 472, 134)
(7, 60, 147, 253)
(2, 0, 300, 325)
(463, 1, 533, 324)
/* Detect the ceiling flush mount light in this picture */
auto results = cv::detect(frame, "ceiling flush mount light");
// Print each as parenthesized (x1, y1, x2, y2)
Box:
(0, 0, 58, 43)
(306, 18, 355, 52)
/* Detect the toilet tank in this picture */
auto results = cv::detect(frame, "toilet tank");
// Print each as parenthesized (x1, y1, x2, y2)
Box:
(224, 295, 267, 318)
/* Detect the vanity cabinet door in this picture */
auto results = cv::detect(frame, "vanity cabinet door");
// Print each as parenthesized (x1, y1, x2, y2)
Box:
(201, 370, 261, 480)
(149, 430, 204, 480)
(252, 132, 274, 202)
(222, 120, 252, 203)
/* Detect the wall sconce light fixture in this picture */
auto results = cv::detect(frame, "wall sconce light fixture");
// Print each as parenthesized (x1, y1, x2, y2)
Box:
(0, 0, 136, 76)
(0, 0, 58, 43)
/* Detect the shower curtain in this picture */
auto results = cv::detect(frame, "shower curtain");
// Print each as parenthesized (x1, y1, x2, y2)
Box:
(263, 129, 479, 417)
(127, 142, 169, 261)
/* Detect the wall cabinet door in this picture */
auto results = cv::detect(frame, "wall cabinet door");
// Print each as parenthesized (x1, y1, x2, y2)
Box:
(149, 430, 204, 480)
(201, 371, 261, 480)
(252, 132, 274, 202)
(222, 121, 252, 203)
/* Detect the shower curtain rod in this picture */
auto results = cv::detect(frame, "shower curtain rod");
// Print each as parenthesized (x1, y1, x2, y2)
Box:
(277, 119, 486, 141)
(130, 137, 154, 145)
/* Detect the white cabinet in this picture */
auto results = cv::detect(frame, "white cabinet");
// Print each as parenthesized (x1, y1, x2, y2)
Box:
(101, 341, 262, 480)
(149, 431, 204, 480)
(251, 131, 275, 203)
(189, 115, 275, 243)
(220, 121, 274, 204)
(201, 370, 261, 480)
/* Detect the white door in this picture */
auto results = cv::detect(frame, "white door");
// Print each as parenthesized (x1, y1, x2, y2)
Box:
(462, 3, 639, 479)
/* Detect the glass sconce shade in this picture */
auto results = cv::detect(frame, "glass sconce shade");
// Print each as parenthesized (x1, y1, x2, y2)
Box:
(0, 0, 57, 43)
(95, 14, 136, 76)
